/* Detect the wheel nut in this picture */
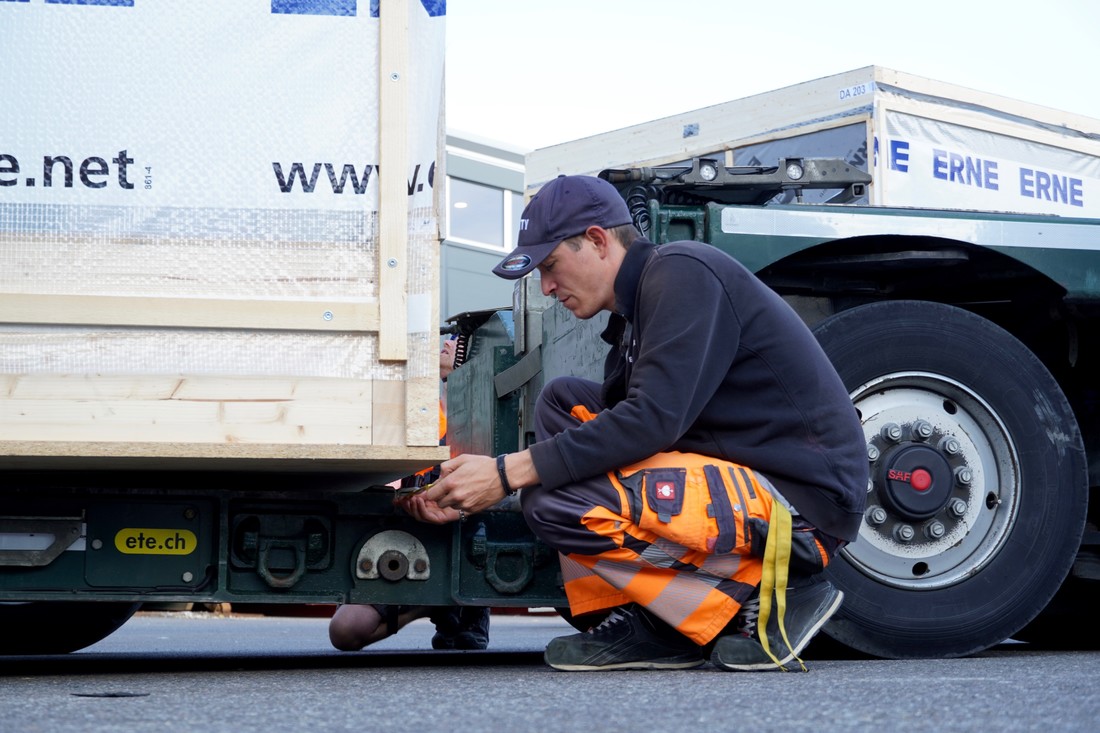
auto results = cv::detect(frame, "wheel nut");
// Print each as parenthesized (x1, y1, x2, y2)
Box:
(955, 467, 974, 486)
(880, 423, 903, 443)
(940, 437, 961, 455)
(867, 506, 888, 526)
(893, 524, 915, 542)
(924, 521, 946, 540)
(948, 498, 968, 518)
(867, 444, 880, 462)
(913, 420, 934, 440)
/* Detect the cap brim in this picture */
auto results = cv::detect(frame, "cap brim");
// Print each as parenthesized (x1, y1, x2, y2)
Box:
(492, 239, 561, 280)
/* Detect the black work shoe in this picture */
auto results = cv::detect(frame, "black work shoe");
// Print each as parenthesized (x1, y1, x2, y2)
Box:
(711, 580, 843, 672)
(544, 604, 704, 671)
(430, 606, 490, 650)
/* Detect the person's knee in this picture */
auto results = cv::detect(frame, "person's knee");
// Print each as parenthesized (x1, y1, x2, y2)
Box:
(328, 605, 380, 651)
(534, 377, 602, 440)
(537, 376, 572, 404)
(522, 485, 617, 557)
(328, 614, 362, 651)
(329, 625, 360, 652)
(536, 377, 594, 413)
(521, 486, 555, 538)
(521, 486, 575, 552)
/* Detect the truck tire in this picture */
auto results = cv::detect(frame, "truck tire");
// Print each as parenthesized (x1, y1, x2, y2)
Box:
(0, 602, 141, 655)
(1013, 575, 1100, 648)
(812, 300, 1087, 658)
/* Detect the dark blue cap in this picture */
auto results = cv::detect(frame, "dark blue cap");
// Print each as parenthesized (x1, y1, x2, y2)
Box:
(492, 175, 632, 280)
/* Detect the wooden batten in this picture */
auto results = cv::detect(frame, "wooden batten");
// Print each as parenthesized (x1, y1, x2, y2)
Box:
(0, 293, 380, 332)
(0, 440, 450, 475)
(378, 0, 410, 361)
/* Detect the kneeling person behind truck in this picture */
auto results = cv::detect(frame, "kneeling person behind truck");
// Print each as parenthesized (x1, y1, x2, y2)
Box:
(330, 338, 490, 652)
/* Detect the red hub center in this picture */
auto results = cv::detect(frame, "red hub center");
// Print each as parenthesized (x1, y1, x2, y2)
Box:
(880, 444, 953, 520)
(910, 468, 932, 492)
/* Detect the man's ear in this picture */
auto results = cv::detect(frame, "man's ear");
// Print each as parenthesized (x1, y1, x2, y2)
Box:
(586, 225, 610, 256)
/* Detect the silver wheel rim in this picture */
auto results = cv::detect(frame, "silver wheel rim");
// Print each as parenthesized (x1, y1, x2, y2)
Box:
(843, 371, 1020, 591)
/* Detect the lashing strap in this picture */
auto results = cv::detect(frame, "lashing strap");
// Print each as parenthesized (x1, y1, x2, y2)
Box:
(757, 500, 807, 672)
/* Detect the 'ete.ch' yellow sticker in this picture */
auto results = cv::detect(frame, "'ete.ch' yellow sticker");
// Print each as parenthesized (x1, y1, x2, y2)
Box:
(115, 528, 197, 555)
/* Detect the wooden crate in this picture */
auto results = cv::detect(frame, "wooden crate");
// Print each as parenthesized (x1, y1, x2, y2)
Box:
(0, 0, 448, 473)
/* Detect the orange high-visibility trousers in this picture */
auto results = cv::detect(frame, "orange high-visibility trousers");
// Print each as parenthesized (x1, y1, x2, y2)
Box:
(522, 377, 832, 646)
(528, 449, 787, 645)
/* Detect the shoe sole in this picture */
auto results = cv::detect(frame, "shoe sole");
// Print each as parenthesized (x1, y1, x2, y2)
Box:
(546, 656, 705, 672)
(712, 588, 844, 672)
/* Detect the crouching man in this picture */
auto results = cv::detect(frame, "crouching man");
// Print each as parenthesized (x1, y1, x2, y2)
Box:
(401, 174, 867, 671)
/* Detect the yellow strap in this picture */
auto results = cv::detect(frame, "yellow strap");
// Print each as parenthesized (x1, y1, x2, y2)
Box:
(756, 500, 807, 672)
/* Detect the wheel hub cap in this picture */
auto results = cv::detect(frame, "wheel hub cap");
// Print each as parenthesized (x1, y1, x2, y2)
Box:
(880, 444, 953, 520)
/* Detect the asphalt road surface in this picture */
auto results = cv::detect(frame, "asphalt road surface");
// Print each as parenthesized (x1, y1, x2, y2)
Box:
(2, 610, 1098, 733)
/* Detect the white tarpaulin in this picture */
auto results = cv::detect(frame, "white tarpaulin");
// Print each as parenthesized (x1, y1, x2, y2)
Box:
(877, 110, 1100, 217)
(0, 0, 446, 380)
(1, 0, 444, 213)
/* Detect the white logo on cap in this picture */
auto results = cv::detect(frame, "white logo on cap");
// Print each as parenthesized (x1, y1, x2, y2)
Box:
(519, 219, 529, 231)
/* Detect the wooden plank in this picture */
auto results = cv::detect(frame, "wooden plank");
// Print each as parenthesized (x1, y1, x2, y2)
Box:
(405, 374, 440, 447)
(0, 441, 450, 475)
(378, 0, 410, 360)
(0, 375, 374, 401)
(404, 231, 442, 446)
(0, 293, 379, 332)
(0, 374, 392, 446)
(0, 402, 375, 444)
(371, 379, 406, 446)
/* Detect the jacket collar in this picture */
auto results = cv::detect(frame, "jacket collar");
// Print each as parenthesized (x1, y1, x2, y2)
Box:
(613, 238, 656, 321)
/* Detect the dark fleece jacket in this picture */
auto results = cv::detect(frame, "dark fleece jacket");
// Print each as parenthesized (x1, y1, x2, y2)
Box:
(529, 239, 868, 542)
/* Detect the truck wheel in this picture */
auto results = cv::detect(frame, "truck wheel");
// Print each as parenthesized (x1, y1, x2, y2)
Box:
(0, 602, 141, 655)
(812, 300, 1087, 658)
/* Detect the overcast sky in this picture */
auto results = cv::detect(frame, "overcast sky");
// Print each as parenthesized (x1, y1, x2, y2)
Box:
(446, 0, 1100, 151)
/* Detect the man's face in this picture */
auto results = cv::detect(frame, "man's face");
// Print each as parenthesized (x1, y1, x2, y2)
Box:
(439, 338, 458, 380)
(536, 232, 617, 319)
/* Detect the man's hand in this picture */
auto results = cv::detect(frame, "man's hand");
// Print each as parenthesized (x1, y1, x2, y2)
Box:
(398, 450, 538, 523)
(397, 493, 463, 525)
(421, 453, 506, 515)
